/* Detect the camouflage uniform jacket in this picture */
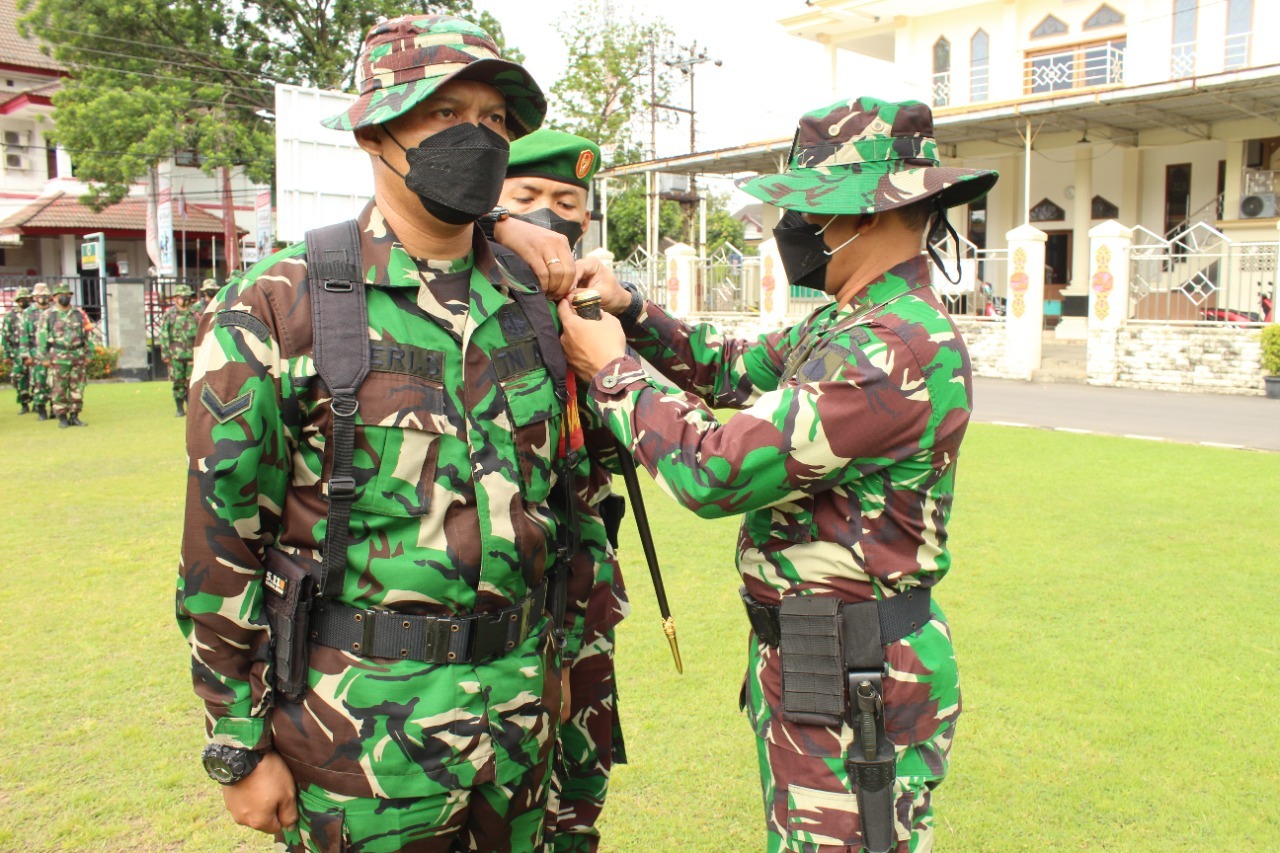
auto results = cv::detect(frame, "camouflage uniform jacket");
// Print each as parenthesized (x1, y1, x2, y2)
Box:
(177, 202, 573, 799)
(2, 305, 26, 360)
(21, 304, 43, 355)
(587, 254, 967, 779)
(38, 306, 92, 364)
(159, 302, 200, 361)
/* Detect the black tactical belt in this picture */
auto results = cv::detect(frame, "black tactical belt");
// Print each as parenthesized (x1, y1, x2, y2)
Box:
(311, 582, 548, 664)
(740, 586, 932, 653)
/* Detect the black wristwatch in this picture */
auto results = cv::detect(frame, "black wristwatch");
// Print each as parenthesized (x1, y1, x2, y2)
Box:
(477, 206, 509, 241)
(618, 280, 645, 326)
(201, 743, 263, 785)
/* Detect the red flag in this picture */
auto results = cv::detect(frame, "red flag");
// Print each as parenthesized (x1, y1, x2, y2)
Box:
(221, 167, 240, 270)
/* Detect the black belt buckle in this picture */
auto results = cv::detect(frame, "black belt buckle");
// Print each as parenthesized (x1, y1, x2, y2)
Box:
(328, 476, 356, 500)
(420, 616, 454, 663)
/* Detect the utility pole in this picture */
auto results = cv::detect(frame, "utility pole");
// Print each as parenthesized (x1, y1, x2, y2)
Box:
(658, 42, 722, 255)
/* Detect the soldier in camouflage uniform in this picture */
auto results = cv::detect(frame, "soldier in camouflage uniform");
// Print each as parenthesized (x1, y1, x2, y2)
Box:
(195, 277, 219, 314)
(177, 15, 593, 853)
(38, 281, 93, 428)
(26, 282, 52, 420)
(559, 97, 998, 853)
(3, 286, 33, 413)
(498, 129, 629, 853)
(159, 284, 200, 416)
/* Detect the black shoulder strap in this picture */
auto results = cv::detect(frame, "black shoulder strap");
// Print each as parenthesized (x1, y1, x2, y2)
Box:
(305, 219, 367, 600)
(493, 242, 568, 406)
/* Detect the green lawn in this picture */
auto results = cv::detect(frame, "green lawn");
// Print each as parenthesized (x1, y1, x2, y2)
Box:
(1, 381, 1277, 851)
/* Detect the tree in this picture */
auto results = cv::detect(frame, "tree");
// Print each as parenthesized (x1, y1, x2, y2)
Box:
(548, 0, 675, 165)
(705, 195, 746, 255)
(19, 0, 520, 209)
(605, 183, 682, 260)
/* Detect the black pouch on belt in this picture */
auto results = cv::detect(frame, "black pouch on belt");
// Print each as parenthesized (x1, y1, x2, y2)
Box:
(778, 595, 845, 727)
(262, 548, 315, 703)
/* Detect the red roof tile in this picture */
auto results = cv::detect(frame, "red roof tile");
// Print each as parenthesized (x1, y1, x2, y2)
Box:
(0, 192, 241, 237)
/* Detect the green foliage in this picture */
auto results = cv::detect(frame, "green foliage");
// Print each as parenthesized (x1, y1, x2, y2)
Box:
(704, 194, 746, 255)
(2, 391, 1280, 849)
(19, 0, 512, 208)
(1260, 323, 1280, 376)
(87, 345, 120, 379)
(0, 358, 9, 384)
(604, 180, 682, 259)
(547, 0, 674, 163)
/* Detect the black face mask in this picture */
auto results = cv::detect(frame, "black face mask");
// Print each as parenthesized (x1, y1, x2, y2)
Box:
(772, 210, 830, 292)
(511, 207, 585, 247)
(382, 123, 510, 225)
(36, 297, 50, 307)
(56, 295, 71, 306)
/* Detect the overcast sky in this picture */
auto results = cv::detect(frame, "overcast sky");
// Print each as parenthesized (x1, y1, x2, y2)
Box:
(480, 0, 916, 208)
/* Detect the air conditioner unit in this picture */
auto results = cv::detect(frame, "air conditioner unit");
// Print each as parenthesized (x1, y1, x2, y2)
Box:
(4, 152, 29, 171)
(1240, 192, 1279, 219)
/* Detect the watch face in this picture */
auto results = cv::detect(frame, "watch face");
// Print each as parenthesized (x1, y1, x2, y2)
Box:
(204, 756, 236, 784)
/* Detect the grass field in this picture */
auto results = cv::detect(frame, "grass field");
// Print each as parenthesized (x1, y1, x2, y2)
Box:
(1, 380, 1278, 851)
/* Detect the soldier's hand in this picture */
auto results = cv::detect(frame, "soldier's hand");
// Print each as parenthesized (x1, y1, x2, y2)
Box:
(574, 257, 629, 315)
(557, 298, 626, 381)
(221, 751, 298, 835)
(492, 216, 578, 300)
(22, 356, 31, 365)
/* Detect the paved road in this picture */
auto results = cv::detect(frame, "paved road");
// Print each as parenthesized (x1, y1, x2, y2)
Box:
(972, 378, 1280, 452)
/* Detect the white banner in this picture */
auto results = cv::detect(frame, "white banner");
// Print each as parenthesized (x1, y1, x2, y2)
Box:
(157, 164, 175, 276)
(255, 188, 273, 264)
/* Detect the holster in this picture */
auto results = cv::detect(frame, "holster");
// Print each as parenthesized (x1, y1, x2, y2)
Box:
(599, 494, 627, 551)
(262, 548, 315, 703)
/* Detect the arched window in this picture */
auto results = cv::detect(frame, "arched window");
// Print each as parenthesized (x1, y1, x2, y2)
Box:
(1225, 0, 1253, 69)
(1084, 5, 1124, 29)
(1031, 15, 1068, 39)
(971, 30, 990, 102)
(933, 37, 951, 107)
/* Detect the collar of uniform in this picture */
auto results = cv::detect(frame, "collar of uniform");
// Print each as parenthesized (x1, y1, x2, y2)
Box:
(841, 254, 931, 319)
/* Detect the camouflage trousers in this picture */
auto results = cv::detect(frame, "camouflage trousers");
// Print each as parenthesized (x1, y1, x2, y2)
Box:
(48, 359, 86, 415)
(544, 629, 625, 853)
(29, 361, 49, 407)
(8, 359, 32, 404)
(169, 356, 192, 402)
(276, 762, 553, 853)
(757, 736, 940, 853)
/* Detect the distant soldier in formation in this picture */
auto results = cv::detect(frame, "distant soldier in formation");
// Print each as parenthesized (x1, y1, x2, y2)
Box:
(195, 278, 219, 314)
(160, 284, 200, 416)
(26, 282, 52, 421)
(3, 286, 33, 413)
(38, 282, 92, 428)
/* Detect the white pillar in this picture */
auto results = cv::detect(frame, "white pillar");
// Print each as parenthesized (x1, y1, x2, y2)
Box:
(1070, 144, 1093, 294)
(59, 234, 77, 277)
(1086, 219, 1132, 385)
(1004, 223, 1047, 379)
(1121, 147, 1141, 225)
(1223, 142, 1244, 223)
(664, 242, 698, 318)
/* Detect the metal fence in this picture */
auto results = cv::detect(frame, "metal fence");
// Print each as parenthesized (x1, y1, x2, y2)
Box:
(614, 247, 667, 310)
(928, 233, 1011, 320)
(0, 275, 105, 324)
(1129, 222, 1276, 324)
(696, 247, 758, 314)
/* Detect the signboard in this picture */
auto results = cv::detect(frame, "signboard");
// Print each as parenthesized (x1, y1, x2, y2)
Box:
(255, 188, 273, 262)
(80, 240, 100, 270)
(274, 83, 372, 243)
(157, 184, 175, 276)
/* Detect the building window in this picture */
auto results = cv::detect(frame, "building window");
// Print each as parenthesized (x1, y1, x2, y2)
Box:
(1026, 39, 1125, 94)
(45, 145, 58, 179)
(1092, 196, 1120, 219)
(1031, 15, 1068, 39)
(971, 30, 990, 102)
(1171, 0, 1197, 78)
(1225, 0, 1252, 70)
(1084, 5, 1124, 29)
(174, 149, 206, 168)
(932, 38, 951, 107)
(1030, 198, 1066, 222)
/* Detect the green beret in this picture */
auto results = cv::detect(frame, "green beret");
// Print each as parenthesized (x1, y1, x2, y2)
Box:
(507, 129, 601, 190)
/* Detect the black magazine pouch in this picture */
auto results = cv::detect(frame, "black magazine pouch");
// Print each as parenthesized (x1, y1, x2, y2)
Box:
(778, 595, 845, 726)
(262, 549, 315, 703)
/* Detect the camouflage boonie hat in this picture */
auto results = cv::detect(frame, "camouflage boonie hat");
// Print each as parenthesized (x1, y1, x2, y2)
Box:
(200, 278, 218, 294)
(31, 282, 50, 297)
(321, 15, 546, 138)
(15, 287, 31, 299)
(51, 282, 72, 295)
(737, 96, 998, 216)
(173, 285, 194, 298)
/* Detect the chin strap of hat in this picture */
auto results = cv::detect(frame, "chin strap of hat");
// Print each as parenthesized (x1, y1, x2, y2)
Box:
(925, 200, 964, 286)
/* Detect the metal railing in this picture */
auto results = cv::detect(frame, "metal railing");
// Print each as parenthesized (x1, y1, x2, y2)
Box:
(1128, 222, 1276, 324)
(932, 72, 951, 107)
(614, 247, 668, 311)
(1171, 41, 1196, 78)
(1224, 32, 1251, 70)
(928, 233, 1010, 319)
(696, 247, 758, 314)
(1025, 42, 1124, 94)
(970, 65, 989, 102)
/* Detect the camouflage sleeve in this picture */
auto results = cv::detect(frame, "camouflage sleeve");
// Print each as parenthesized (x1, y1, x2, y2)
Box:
(2, 316, 14, 360)
(36, 312, 49, 359)
(159, 310, 173, 360)
(586, 324, 939, 519)
(176, 279, 291, 751)
(623, 300, 804, 408)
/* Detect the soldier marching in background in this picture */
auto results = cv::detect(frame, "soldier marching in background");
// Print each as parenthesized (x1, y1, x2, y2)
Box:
(497, 129, 630, 853)
(25, 282, 52, 421)
(38, 281, 92, 428)
(3, 287, 33, 414)
(160, 284, 200, 416)
(195, 277, 219, 314)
